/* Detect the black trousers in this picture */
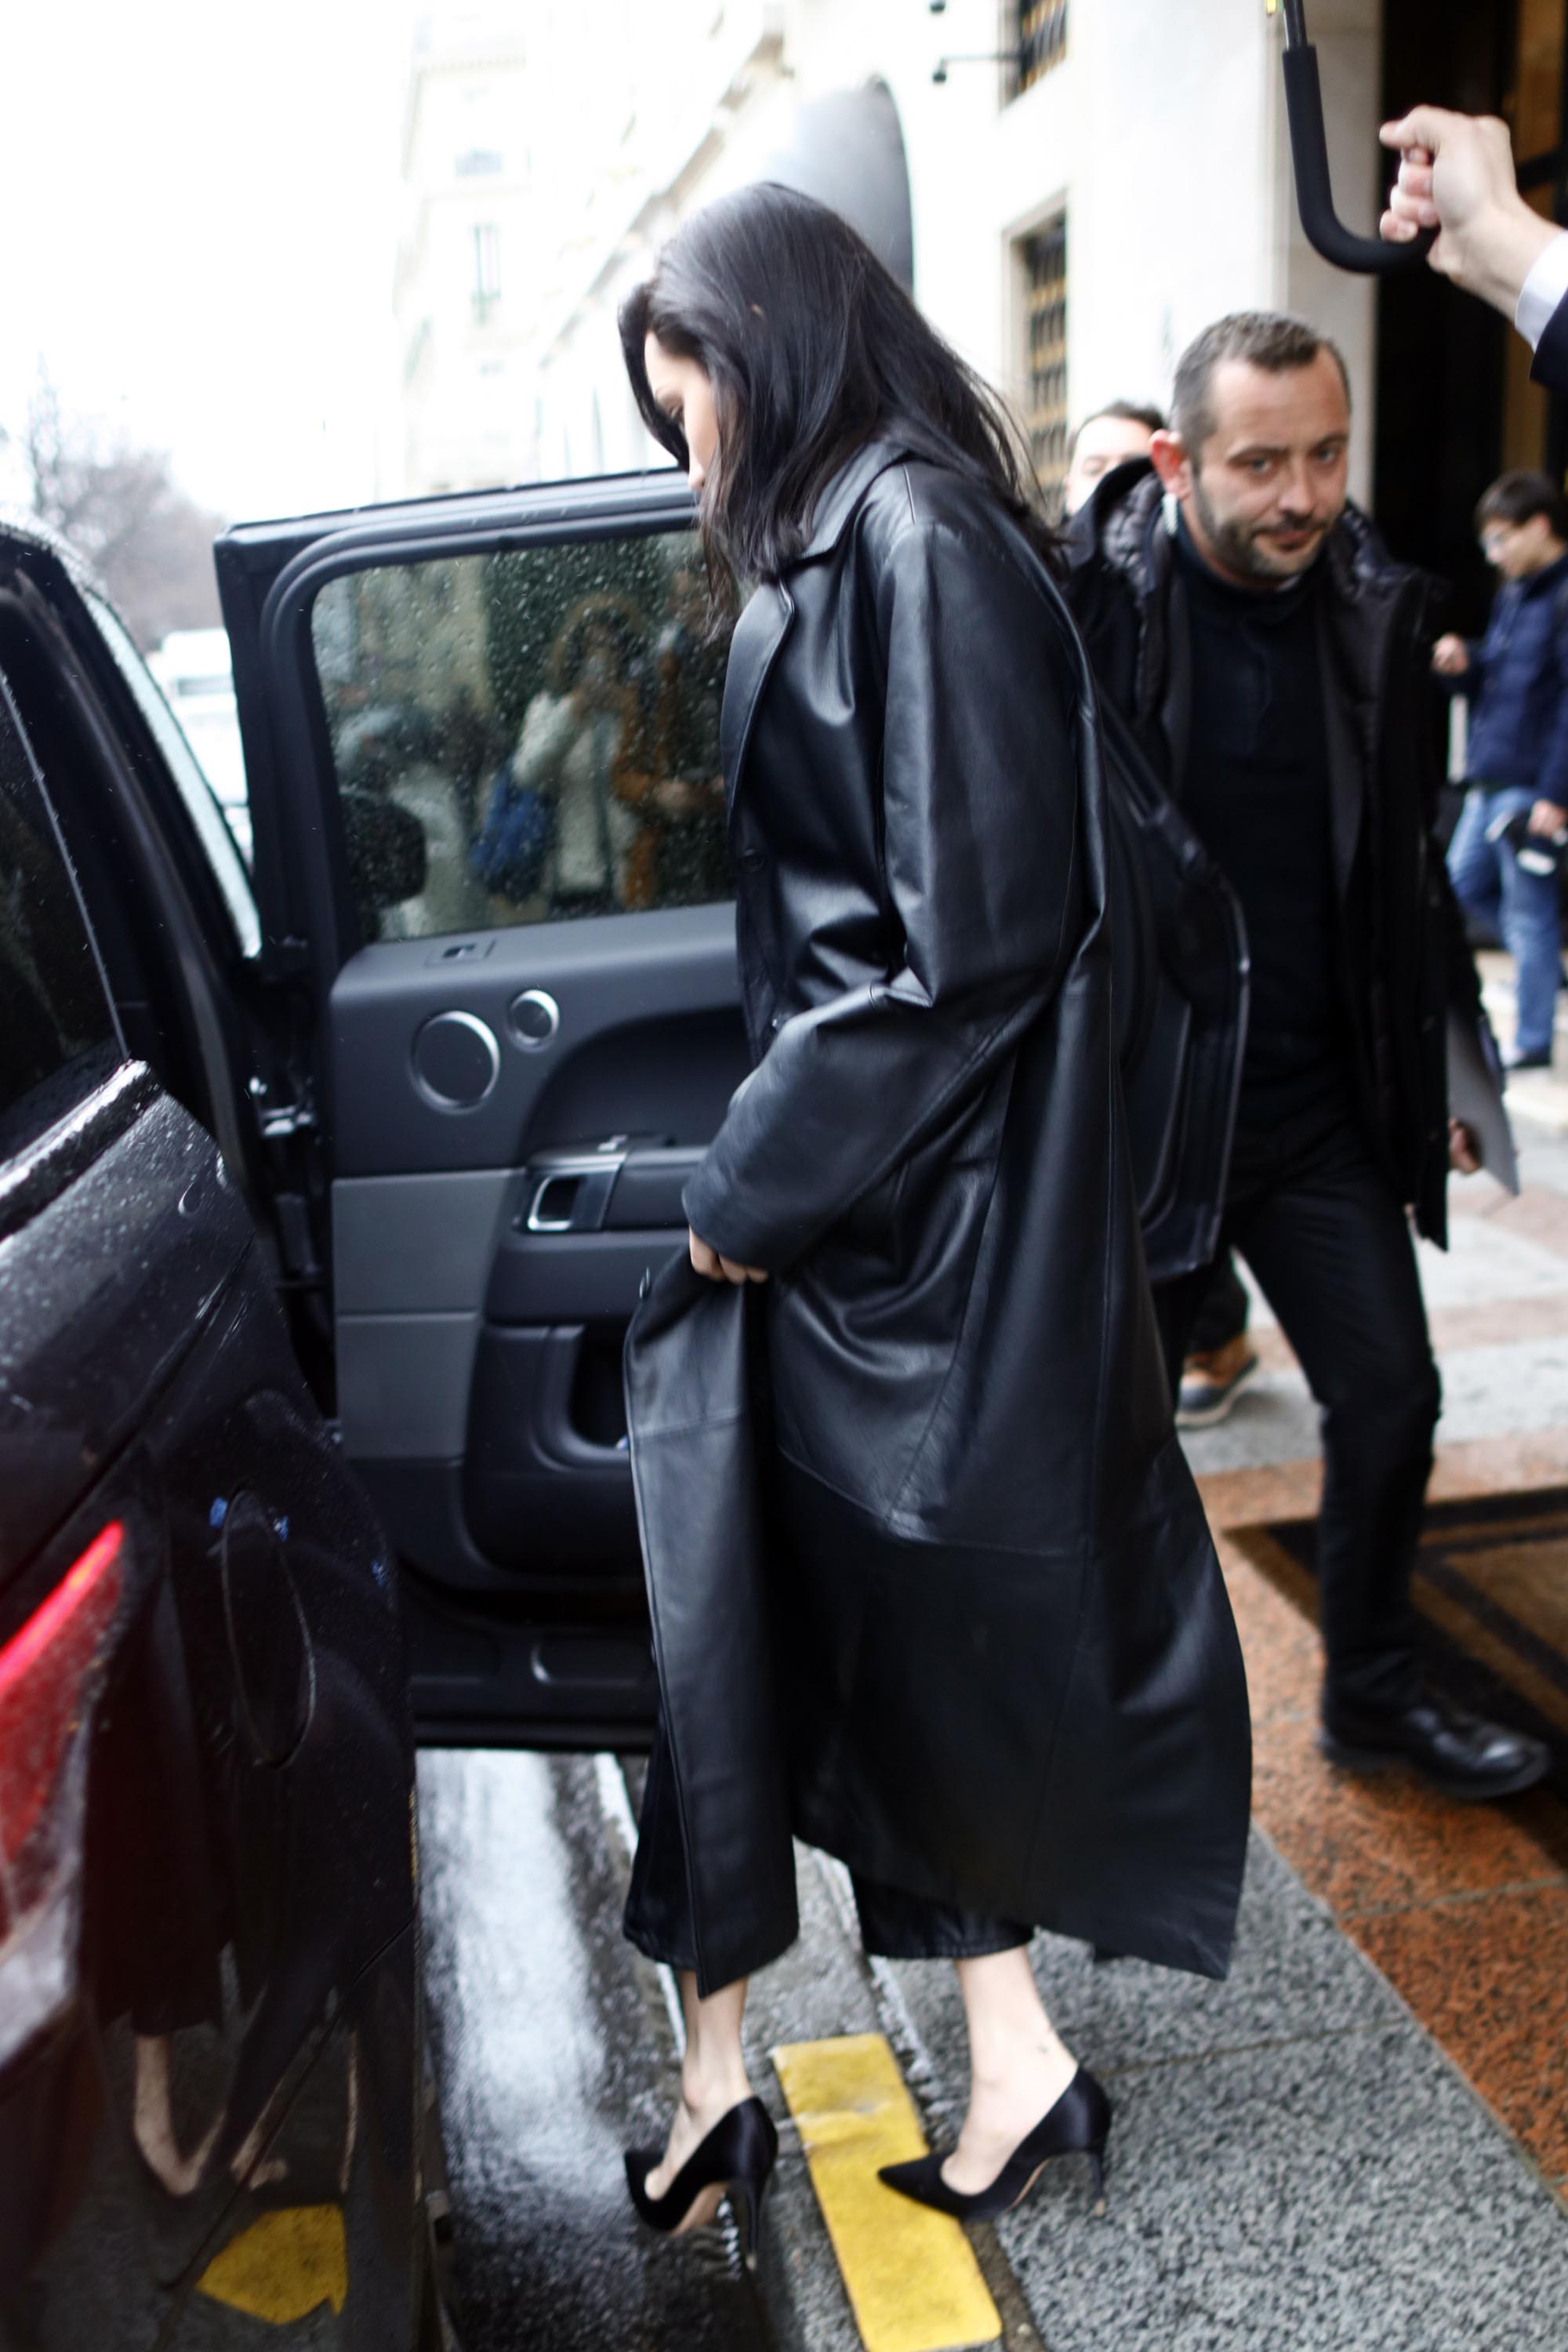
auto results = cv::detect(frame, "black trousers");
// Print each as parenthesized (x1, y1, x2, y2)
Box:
(1155, 1099, 1439, 1722)
(1189, 1252, 1251, 1355)
(623, 1722, 1031, 1973)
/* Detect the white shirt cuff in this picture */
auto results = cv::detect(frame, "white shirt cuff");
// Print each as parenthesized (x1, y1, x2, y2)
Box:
(1515, 229, 1568, 349)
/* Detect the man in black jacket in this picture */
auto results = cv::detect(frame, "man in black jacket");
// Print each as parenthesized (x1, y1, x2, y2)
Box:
(1065, 310, 1547, 1802)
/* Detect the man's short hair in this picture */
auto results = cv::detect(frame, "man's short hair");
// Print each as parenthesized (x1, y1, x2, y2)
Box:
(1066, 399, 1167, 463)
(1475, 468, 1568, 540)
(1170, 312, 1351, 457)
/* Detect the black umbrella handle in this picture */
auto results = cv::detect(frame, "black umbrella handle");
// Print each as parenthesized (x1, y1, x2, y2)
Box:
(1276, 0, 1436, 274)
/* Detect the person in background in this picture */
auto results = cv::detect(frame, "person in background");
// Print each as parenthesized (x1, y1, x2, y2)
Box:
(1063, 399, 1165, 517)
(1065, 308, 1548, 1804)
(1381, 108, 1568, 392)
(1438, 471, 1568, 1073)
(1066, 397, 1260, 1427)
(615, 565, 731, 909)
(1175, 1257, 1259, 1429)
(510, 595, 645, 916)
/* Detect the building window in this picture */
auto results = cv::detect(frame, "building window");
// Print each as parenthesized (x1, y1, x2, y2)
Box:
(472, 223, 501, 314)
(1022, 213, 1069, 518)
(1015, 2, 1068, 97)
(456, 148, 504, 178)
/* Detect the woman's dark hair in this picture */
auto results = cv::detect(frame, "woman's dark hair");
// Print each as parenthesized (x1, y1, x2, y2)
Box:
(619, 183, 1056, 612)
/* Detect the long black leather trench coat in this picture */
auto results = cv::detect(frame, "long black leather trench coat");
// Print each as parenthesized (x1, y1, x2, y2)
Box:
(626, 444, 1250, 1997)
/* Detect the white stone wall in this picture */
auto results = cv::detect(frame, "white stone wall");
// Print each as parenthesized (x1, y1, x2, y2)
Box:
(392, 13, 537, 495)
(399, 0, 1386, 503)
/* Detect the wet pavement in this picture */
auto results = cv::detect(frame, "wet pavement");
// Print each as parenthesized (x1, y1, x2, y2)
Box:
(416, 1748, 768, 2352)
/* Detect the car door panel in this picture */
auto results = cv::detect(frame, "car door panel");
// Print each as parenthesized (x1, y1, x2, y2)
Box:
(220, 479, 738, 1737)
(326, 902, 743, 1175)
(322, 899, 743, 1591)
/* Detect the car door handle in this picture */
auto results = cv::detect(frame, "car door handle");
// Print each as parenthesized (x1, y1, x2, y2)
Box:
(518, 1136, 681, 1236)
(523, 1157, 626, 1234)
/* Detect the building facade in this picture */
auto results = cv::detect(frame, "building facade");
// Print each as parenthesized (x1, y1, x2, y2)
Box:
(390, 0, 1566, 591)
(392, 8, 537, 495)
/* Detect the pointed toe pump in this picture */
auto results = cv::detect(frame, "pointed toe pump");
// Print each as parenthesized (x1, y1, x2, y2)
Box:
(879, 2065, 1111, 2223)
(625, 2096, 779, 2264)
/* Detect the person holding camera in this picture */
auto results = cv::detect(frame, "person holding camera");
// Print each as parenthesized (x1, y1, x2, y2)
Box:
(1438, 471, 1568, 1073)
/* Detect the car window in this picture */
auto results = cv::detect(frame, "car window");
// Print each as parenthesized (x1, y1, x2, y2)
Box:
(307, 531, 732, 945)
(85, 593, 263, 960)
(0, 678, 120, 1163)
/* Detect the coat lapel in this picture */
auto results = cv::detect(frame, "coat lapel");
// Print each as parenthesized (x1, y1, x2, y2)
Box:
(720, 440, 909, 818)
(720, 581, 793, 819)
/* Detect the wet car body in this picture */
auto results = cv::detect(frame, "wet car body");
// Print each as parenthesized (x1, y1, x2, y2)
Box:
(0, 532, 428, 2347)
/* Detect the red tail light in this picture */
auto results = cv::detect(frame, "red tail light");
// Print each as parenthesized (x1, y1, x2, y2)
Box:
(0, 1523, 125, 1875)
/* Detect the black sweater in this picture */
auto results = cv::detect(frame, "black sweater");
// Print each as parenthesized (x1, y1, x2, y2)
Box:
(1177, 521, 1346, 1131)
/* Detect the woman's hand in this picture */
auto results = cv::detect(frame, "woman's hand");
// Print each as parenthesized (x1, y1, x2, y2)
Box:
(689, 1229, 769, 1284)
(1449, 1118, 1482, 1176)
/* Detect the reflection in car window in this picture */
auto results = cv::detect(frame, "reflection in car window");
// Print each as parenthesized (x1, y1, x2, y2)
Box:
(0, 677, 119, 1162)
(309, 533, 733, 946)
(85, 593, 263, 960)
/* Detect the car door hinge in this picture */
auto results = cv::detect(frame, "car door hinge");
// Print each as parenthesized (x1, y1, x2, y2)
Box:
(257, 1099, 317, 1142)
(249, 1071, 316, 1142)
(263, 936, 314, 982)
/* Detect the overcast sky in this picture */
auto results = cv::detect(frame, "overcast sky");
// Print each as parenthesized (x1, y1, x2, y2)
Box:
(1, 0, 416, 524)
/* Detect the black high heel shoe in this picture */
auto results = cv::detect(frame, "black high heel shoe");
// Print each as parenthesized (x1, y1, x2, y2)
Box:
(878, 2065, 1111, 2223)
(625, 2096, 779, 2265)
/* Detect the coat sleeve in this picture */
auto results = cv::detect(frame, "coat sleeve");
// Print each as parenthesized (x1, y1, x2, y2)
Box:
(1530, 286, 1568, 397)
(683, 517, 1087, 1271)
(510, 691, 576, 793)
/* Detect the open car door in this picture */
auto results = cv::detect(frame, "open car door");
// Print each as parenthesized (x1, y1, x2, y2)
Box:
(218, 473, 743, 1748)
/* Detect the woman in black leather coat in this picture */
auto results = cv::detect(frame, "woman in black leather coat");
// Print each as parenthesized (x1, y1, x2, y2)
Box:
(614, 186, 1250, 2251)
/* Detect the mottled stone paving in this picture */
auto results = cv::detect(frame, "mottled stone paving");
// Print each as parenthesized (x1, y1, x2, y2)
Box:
(1146, 1093, 1568, 2324)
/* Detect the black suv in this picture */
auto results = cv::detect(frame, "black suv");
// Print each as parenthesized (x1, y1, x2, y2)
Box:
(0, 476, 740, 2347)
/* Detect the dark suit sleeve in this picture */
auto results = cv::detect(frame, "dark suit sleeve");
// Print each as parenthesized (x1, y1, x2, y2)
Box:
(1536, 589, 1568, 809)
(683, 518, 1086, 1271)
(1530, 288, 1568, 395)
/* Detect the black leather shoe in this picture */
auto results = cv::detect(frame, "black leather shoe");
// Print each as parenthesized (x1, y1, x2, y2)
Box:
(878, 2065, 1111, 2222)
(1320, 1690, 1550, 1800)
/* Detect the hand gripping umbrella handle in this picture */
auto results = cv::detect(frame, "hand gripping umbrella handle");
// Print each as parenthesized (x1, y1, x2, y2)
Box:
(1272, 0, 1436, 274)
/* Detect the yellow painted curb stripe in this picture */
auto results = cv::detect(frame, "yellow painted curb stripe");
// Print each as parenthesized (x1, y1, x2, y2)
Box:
(195, 2204, 348, 2324)
(772, 2033, 1002, 2352)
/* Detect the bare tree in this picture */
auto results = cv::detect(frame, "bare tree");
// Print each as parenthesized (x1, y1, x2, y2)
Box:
(6, 373, 227, 652)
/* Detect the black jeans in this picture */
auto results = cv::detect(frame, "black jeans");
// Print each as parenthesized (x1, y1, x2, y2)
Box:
(623, 1723, 1031, 1973)
(1156, 1100, 1439, 1723)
